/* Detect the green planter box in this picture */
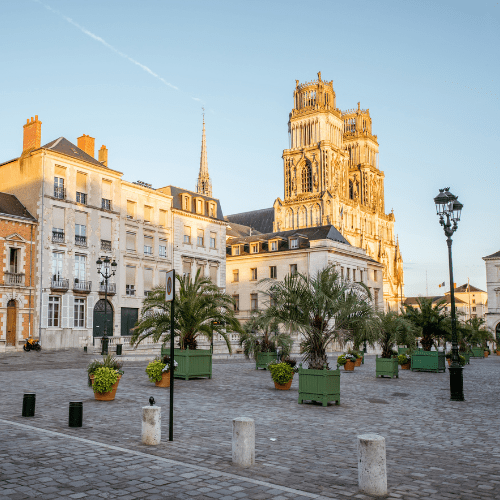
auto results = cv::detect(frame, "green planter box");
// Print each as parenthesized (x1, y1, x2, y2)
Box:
(160, 347, 212, 380)
(398, 347, 409, 355)
(411, 350, 446, 373)
(376, 356, 399, 378)
(470, 347, 484, 358)
(298, 365, 340, 407)
(460, 351, 471, 364)
(255, 351, 278, 369)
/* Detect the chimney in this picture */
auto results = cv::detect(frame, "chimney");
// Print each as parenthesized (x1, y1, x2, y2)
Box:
(98, 145, 108, 167)
(77, 134, 95, 157)
(23, 115, 42, 152)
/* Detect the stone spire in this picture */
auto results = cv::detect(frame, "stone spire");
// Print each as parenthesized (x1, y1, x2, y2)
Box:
(196, 112, 212, 197)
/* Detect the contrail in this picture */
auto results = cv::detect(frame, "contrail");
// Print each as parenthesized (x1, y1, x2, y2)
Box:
(33, 0, 178, 90)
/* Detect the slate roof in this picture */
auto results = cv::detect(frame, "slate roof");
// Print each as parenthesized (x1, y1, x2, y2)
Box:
(157, 186, 224, 221)
(483, 250, 500, 260)
(226, 221, 262, 238)
(404, 295, 466, 306)
(40, 137, 105, 168)
(0, 193, 36, 221)
(225, 207, 275, 234)
(450, 284, 486, 293)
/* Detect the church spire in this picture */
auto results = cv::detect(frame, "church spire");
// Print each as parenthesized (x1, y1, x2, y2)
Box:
(196, 110, 212, 197)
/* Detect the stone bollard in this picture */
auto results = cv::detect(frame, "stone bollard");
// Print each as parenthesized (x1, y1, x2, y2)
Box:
(232, 417, 255, 466)
(142, 406, 161, 445)
(357, 433, 387, 496)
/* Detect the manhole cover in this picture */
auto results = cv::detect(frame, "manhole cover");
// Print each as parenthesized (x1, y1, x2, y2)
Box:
(391, 392, 410, 397)
(367, 398, 389, 404)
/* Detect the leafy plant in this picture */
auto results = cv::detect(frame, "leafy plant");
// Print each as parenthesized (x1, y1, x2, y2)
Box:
(92, 367, 118, 394)
(337, 353, 356, 366)
(398, 353, 411, 366)
(268, 361, 295, 385)
(161, 354, 178, 372)
(374, 311, 417, 358)
(87, 354, 124, 386)
(348, 349, 363, 359)
(445, 352, 467, 366)
(146, 360, 165, 383)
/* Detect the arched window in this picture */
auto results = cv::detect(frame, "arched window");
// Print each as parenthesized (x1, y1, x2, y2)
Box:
(302, 163, 312, 192)
(312, 205, 321, 226)
(349, 180, 354, 199)
(299, 207, 306, 227)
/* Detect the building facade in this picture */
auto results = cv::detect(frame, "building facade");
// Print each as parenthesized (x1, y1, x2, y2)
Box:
(483, 250, 500, 340)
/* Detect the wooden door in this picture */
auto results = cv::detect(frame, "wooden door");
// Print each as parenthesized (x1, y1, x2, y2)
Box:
(121, 308, 138, 337)
(93, 299, 113, 338)
(6, 300, 16, 346)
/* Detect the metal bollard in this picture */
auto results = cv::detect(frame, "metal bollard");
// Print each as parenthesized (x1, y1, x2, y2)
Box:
(116, 344, 122, 356)
(69, 402, 83, 427)
(83, 346, 87, 353)
(22, 393, 36, 417)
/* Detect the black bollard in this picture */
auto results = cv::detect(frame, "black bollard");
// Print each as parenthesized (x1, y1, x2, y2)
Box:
(22, 393, 36, 417)
(69, 402, 83, 427)
(116, 344, 122, 356)
(83, 346, 87, 353)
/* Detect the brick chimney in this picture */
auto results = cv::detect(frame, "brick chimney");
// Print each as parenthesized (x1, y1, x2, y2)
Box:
(77, 134, 95, 157)
(23, 116, 42, 152)
(98, 145, 108, 167)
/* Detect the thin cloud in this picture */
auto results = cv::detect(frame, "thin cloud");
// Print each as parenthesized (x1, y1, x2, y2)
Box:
(34, 0, 178, 90)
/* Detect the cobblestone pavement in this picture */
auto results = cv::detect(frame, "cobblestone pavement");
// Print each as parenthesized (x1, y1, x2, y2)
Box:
(1, 349, 499, 499)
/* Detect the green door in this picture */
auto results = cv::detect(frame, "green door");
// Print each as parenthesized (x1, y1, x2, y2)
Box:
(93, 299, 113, 339)
(121, 308, 139, 337)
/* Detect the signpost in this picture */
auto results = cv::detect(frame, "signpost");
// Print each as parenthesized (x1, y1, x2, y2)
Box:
(165, 269, 175, 441)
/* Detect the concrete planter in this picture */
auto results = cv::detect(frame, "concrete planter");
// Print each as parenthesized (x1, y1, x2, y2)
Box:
(160, 347, 212, 380)
(411, 350, 446, 373)
(470, 347, 484, 358)
(298, 365, 340, 407)
(255, 351, 278, 370)
(375, 356, 399, 378)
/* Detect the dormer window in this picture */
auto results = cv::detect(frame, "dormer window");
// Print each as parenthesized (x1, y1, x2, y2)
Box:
(290, 238, 299, 249)
(182, 194, 192, 212)
(209, 202, 216, 218)
(196, 198, 204, 215)
(232, 245, 240, 256)
(270, 240, 278, 251)
(250, 243, 259, 254)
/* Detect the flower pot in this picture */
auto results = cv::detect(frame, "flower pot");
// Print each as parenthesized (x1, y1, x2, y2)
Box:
(344, 360, 355, 371)
(92, 375, 121, 401)
(354, 357, 362, 367)
(484, 351, 489, 358)
(274, 377, 293, 390)
(155, 371, 171, 387)
(447, 358, 451, 366)
(496, 350, 500, 356)
(401, 363, 410, 370)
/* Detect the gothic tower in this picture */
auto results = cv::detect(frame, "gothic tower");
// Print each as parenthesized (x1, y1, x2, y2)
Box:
(196, 115, 212, 197)
(273, 73, 403, 310)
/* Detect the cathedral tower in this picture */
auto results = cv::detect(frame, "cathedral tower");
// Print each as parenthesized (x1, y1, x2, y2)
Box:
(196, 114, 212, 197)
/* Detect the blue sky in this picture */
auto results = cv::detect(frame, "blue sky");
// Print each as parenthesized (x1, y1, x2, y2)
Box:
(1, 0, 498, 296)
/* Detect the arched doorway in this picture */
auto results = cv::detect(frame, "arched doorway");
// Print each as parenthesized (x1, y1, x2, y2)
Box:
(93, 299, 113, 339)
(496, 323, 500, 342)
(6, 300, 16, 346)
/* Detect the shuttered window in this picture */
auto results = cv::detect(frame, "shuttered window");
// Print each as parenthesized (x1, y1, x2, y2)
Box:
(102, 180, 111, 199)
(209, 266, 217, 284)
(101, 217, 112, 240)
(159, 209, 167, 227)
(126, 232, 136, 251)
(53, 206, 65, 230)
(144, 268, 153, 292)
(55, 166, 66, 178)
(75, 211, 87, 226)
(144, 205, 152, 223)
(127, 201, 136, 219)
(76, 172, 87, 193)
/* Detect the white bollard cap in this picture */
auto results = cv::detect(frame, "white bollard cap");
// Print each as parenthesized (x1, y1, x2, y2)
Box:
(357, 433, 385, 443)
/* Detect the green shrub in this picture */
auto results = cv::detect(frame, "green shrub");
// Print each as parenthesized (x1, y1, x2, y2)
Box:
(146, 360, 166, 383)
(87, 354, 124, 386)
(337, 353, 356, 366)
(398, 354, 411, 365)
(92, 367, 119, 394)
(348, 349, 363, 359)
(268, 362, 295, 385)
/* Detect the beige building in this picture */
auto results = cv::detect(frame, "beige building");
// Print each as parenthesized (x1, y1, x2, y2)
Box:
(444, 284, 488, 320)
(483, 250, 500, 340)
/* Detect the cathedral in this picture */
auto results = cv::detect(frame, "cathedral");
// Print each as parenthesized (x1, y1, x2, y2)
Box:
(272, 73, 404, 309)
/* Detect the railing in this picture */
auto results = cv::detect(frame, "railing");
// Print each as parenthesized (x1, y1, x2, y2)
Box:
(73, 280, 91, 293)
(54, 187, 65, 199)
(76, 192, 87, 204)
(51, 278, 69, 291)
(100, 240, 112, 251)
(52, 230, 64, 243)
(75, 235, 87, 247)
(101, 198, 111, 210)
(4, 272, 24, 285)
(99, 282, 116, 294)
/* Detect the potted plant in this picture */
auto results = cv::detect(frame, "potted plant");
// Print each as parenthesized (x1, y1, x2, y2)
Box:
(348, 350, 363, 367)
(268, 358, 298, 390)
(131, 270, 243, 380)
(91, 367, 122, 401)
(337, 353, 356, 371)
(146, 355, 178, 387)
(398, 353, 411, 370)
(446, 352, 466, 367)
(87, 354, 123, 387)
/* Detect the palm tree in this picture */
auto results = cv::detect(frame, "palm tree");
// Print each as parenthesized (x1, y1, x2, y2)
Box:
(374, 311, 416, 358)
(255, 265, 374, 370)
(130, 270, 243, 351)
(460, 317, 494, 350)
(403, 297, 450, 351)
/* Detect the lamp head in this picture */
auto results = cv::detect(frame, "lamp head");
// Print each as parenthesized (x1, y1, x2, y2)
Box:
(96, 258, 102, 271)
(111, 259, 117, 275)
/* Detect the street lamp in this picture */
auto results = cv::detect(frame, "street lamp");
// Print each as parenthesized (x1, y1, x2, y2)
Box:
(96, 256, 117, 355)
(434, 187, 464, 401)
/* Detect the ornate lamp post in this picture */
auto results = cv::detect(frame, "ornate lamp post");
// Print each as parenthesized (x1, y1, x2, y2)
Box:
(434, 187, 464, 401)
(96, 256, 117, 355)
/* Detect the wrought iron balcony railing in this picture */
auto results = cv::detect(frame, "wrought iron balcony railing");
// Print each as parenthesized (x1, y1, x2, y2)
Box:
(100, 240, 112, 251)
(52, 230, 64, 243)
(73, 279, 91, 293)
(51, 278, 69, 291)
(4, 272, 24, 286)
(99, 282, 116, 295)
(75, 235, 87, 247)
(54, 187, 66, 199)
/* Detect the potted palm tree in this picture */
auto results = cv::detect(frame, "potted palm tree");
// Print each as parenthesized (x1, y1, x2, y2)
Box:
(131, 271, 243, 380)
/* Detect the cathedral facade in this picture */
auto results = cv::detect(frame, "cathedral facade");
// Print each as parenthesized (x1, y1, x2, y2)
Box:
(273, 73, 404, 310)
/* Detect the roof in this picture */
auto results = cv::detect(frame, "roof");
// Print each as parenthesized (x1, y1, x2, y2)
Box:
(483, 250, 500, 260)
(226, 221, 262, 238)
(40, 137, 106, 168)
(404, 295, 466, 306)
(157, 185, 224, 221)
(225, 207, 275, 233)
(450, 284, 486, 294)
(0, 193, 36, 221)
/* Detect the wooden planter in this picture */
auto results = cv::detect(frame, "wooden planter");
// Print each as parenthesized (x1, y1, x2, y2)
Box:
(298, 365, 340, 406)
(411, 350, 446, 373)
(344, 360, 355, 371)
(376, 356, 399, 378)
(91, 375, 121, 401)
(400, 363, 410, 370)
(161, 347, 212, 380)
(155, 371, 171, 387)
(470, 347, 484, 358)
(255, 351, 278, 370)
(274, 377, 293, 390)
(354, 357, 362, 367)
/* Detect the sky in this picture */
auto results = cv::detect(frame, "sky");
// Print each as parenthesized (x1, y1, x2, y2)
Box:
(0, 0, 498, 297)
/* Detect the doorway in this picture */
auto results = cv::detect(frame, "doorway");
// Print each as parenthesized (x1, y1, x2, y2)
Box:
(121, 308, 138, 337)
(93, 299, 113, 339)
(7, 300, 16, 346)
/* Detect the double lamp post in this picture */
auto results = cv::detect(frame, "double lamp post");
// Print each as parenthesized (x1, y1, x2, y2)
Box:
(96, 256, 117, 355)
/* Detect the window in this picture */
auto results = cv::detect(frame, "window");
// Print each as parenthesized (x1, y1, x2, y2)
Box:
(48, 296, 60, 327)
(250, 243, 259, 254)
(232, 245, 240, 256)
(233, 294, 239, 312)
(374, 289, 379, 309)
(74, 298, 85, 328)
(360, 270, 363, 282)
(197, 229, 204, 246)
(75, 223, 86, 246)
(144, 268, 153, 295)
(352, 269, 356, 281)
(159, 270, 167, 288)
(54, 176, 65, 199)
(301, 163, 312, 192)
(472, 298, 476, 304)
(76, 192, 87, 204)
(101, 198, 111, 210)
(209, 265, 217, 284)
(183, 196, 190, 211)
(209, 203, 216, 218)
(9, 248, 19, 273)
(126, 232, 136, 252)
(270, 241, 278, 251)
(101, 180, 112, 210)
(270, 266, 277, 279)
(182, 261, 191, 280)
(290, 264, 297, 275)
(127, 200, 136, 219)
(290, 238, 298, 249)
(472, 307, 476, 312)
(346, 268, 350, 280)
(159, 209, 167, 227)
(210, 232, 216, 249)
(233, 269, 239, 282)
(197, 199, 203, 214)
(76, 172, 87, 204)
(126, 266, 136, 296)
(52, 206, 65, 242)
(52, 252, 63, 280)
(341, 267, 344, 279)
(251, 293, 258, 311)
(144, 205, 152, 223)
(373, 270, 378, 281)
(250, 268, 257, 281)
(159, 239, 167, 258)
(184, 226, 191, 244)
(74, 255, 86, 283)
(144, 235, 153, 256)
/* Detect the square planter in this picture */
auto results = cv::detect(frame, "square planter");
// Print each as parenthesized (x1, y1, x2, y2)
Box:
(298, 365, 340, 407)
(160, 347, 212, 380)
(411, 350, 446, 373)
(470, 347, 484, 358)
(255, 351, 278, 369)
(398, 347, 409, 355)
(459, 351, 471, 364)
(376, 356, 399, 378)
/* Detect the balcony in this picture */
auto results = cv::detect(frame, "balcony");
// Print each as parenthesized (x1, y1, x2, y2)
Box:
(101, 198, 111, 211)
(52, 230, 65, 244)
(51, 278, 69, 291)
(100, 240, 112, 252)
(75, 235, 87, 247)
(99, 282, 116, 295)
(73, 279, 91, 293)
(4, 272, 24, 286)
(54, 187, 66, 199)
(76, 192, 87, 205)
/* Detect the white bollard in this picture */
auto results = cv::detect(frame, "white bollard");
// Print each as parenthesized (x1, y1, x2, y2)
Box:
(232, 417, 255, 466)
(357, 433, 387, 496)
(142, 406, 161, 445)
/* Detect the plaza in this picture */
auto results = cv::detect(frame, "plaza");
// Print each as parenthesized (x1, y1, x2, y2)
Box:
(1, 350, 499, 499)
